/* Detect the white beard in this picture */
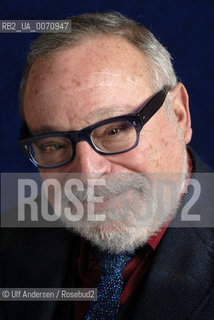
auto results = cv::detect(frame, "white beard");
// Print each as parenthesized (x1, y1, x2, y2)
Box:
(57, 149, 188, 253)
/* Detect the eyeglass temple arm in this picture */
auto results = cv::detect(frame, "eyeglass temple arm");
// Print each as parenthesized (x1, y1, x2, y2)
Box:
(139, 86, 170, 125)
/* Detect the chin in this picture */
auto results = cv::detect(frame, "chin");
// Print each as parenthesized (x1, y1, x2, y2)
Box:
(58, 147, 188, 253)
(61, 211, 172, 253)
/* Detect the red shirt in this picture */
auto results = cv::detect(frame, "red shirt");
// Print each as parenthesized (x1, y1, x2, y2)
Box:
(74, 223, 168, 320)
(74, 152, 192, 319)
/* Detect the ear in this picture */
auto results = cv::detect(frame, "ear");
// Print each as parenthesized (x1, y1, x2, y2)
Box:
(170, 82, 192, 144)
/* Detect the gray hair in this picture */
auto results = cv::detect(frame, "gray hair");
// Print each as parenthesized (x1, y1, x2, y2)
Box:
(19, 12, 177, 119)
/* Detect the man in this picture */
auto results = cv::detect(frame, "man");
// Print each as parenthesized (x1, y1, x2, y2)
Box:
(0, 12, 213, 319)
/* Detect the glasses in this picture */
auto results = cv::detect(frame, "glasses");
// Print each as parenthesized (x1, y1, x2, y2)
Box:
(19, 86, 170, 169)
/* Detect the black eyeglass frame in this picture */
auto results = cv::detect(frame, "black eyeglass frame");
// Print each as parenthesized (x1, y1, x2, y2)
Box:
(19, 85, 171, 169)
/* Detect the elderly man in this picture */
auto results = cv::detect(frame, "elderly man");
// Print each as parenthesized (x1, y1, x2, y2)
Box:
(1, 12, 213, 320)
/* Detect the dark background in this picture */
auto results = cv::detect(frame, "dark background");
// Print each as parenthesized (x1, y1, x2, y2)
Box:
(0, 0, 213, 173)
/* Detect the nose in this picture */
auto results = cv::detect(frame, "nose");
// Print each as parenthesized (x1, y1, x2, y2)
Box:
(68, 141, 112, 176)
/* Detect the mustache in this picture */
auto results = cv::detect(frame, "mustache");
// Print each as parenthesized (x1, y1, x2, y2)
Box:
(63, 173, 152, 203)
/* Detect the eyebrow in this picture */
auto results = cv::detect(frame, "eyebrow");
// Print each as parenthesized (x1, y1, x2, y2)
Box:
(31, 104, 135, 135)
(32, 125, 62, 135)
(89, 95, 151, 119)
(86, 105, 133, 121)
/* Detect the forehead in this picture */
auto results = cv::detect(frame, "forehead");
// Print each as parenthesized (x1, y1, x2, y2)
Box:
(24, 35, 152, 131)
(27, 35, 150, 85)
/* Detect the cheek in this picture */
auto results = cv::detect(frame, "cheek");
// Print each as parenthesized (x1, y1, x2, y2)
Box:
(145, 130, 185, 173)
(132, 116, 186, 173)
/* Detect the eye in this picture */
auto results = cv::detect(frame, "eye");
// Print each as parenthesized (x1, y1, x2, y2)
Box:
(107, 124, 132, 136)
(108, 127, 121, 135)
(38, 143, 63, 152)
(33, 140, 67, 154)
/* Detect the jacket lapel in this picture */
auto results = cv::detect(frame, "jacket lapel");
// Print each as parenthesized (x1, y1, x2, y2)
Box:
(119, 147, 214, 319)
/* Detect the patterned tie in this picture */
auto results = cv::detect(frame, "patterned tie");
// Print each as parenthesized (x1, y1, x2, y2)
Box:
(84, 247, 134, 320)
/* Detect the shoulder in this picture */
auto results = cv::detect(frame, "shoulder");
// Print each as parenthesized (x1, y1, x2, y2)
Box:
(187, 145, 213, 173)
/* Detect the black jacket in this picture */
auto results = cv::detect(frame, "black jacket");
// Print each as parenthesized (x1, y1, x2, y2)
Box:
(0, 147, 214, 319)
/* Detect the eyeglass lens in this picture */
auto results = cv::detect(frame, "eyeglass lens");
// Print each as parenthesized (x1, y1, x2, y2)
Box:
(29, 121, 137, 167)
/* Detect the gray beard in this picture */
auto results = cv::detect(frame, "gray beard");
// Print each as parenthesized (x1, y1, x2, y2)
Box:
(58, 151, 188, 253)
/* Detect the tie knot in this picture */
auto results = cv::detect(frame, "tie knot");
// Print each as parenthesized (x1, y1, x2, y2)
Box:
(94, 248, 134, 275)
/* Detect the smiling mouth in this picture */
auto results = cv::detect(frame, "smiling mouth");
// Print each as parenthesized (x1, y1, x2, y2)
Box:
(81, 189, 139, 214)
(81, 193, 121, 209)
